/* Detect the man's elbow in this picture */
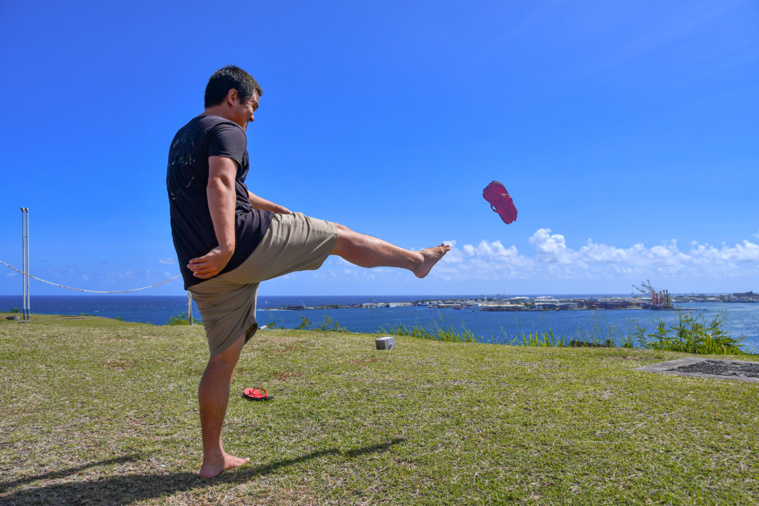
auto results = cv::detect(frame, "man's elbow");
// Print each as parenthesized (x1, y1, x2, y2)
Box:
(208, 176, 235, 194)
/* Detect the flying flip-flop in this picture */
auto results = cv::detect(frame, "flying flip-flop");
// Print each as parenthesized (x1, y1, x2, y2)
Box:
(483, 181, 517, 224)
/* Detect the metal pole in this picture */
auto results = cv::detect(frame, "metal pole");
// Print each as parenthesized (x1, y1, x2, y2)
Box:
(21, 208, 25, 319)
(187, 291, 193, 325)
(25, 208, 30, 320)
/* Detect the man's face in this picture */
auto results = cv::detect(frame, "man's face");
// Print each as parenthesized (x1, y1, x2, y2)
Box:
(230, 89, 259, 131)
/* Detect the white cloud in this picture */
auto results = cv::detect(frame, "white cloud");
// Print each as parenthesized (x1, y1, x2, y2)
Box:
(248, 230, 759, 288)
(159, 257, 175, 265)
(427, 229, 759, 283)
(529, 228, 574, 264)
(689, 241, 759, 263)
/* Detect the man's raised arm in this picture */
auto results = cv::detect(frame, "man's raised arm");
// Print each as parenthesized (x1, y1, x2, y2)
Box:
(248, 191, 292, 215)
(187, 156, 238, 279)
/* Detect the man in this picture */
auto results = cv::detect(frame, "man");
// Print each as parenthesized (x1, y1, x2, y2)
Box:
(167, 65, 449, 478)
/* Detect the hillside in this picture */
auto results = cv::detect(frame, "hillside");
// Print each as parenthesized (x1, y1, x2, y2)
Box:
(1, 314, 757, 504)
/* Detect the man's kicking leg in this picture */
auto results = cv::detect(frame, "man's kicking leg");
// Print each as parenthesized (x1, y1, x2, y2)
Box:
(331, 224, 450, 278)
(198, 332, 249, 478)
(195, 221, 446, 479)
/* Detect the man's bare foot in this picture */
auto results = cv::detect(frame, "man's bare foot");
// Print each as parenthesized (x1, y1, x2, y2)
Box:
(199, 453, 250, 478)
(414, 243, 451, 278)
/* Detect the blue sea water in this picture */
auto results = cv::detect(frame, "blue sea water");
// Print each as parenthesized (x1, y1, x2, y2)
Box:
(2, 294, 758, 351)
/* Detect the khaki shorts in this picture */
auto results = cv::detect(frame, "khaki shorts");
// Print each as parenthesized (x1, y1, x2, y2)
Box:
(189, 212, 338, 357)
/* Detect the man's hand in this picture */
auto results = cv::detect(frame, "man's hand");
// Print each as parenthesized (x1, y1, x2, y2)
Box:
(248, 191, 292, 214)
(271, 204, 292, 214)
(187, 246, 234, 279)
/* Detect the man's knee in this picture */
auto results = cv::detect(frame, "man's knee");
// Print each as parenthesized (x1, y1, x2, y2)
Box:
(209, 333, 246, 366)
(331, 223, 352, 256)
(334, 223, 351, 235)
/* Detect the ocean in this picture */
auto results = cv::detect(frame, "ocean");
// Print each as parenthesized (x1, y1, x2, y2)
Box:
(2, 294, 758, 350)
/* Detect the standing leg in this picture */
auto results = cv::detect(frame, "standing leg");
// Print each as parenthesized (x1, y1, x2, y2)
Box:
(198, 332, 249, 478)
(331, 224, 450, 278)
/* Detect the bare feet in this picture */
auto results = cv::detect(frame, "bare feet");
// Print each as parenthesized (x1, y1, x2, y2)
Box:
(199, 452, 250, 478)
(414, 243, 451, 278)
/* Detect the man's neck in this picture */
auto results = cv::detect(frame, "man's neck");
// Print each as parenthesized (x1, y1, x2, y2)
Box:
(203, 104, 231, 120)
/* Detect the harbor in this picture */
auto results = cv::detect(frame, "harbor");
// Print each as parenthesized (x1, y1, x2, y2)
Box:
(265, 286, 759, 313)
(3, 294, 759, 347)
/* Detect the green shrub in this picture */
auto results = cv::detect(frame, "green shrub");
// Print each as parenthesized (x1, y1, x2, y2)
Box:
(9, 307, 19, 314)
(635, 310, 747, 355)
(316, 315, 347, 332)
(295, 316, 312, 330)
(168, 312, 191, 326)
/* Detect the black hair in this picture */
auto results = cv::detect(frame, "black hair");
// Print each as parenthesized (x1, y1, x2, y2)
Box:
(204, 65, 263, 108)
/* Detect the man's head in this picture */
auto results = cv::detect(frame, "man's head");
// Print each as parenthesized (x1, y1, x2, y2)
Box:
(204, 66, 263, 109)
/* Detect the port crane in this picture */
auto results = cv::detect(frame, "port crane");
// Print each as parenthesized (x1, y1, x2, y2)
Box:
(631, 280, 672, 308)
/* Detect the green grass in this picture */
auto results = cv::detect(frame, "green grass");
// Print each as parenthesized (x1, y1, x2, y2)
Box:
(381, 320, 479, 343)
(1, 313, 758, 504)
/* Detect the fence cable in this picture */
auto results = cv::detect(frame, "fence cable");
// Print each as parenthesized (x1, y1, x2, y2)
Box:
(0, 259, 180, 294)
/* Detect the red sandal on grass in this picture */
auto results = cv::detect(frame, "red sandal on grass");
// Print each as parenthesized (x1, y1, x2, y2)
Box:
(482, 181, 518, 225)
(243, 388, 274, 401)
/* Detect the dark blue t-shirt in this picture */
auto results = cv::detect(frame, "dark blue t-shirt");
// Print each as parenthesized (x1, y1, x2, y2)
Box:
(167, 115, 273, 289)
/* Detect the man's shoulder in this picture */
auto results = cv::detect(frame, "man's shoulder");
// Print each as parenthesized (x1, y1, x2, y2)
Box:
(175, 115, 244, 138)
(196, 115, 245, 135)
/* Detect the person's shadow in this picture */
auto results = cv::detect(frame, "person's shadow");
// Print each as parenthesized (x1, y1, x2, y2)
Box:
(1, 438, 405, 505)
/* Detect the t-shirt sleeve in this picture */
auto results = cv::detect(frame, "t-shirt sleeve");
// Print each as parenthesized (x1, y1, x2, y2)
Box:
(208, 123, 247, 168)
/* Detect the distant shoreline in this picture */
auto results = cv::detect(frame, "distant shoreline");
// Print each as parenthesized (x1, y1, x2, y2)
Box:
(261, 293, 758, 312)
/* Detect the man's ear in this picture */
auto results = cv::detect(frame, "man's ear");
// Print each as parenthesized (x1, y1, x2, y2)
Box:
(226, 88, 237, 106)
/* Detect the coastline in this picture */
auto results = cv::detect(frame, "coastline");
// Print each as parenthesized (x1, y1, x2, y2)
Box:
(3, 295, 758, 348)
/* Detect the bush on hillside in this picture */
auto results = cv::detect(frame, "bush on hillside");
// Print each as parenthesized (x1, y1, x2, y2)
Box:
(635, 310, 747, 355)
(168, 312, 191, 325)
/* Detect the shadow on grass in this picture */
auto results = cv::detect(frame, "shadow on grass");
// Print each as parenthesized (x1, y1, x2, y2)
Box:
(0, 454, 141, 494)
(0, 439, 405, 505)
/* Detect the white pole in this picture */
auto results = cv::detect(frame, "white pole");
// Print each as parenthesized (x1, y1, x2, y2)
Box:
(187, 291, 193, 325)
(21, 208, 25, 319)
(25, 208, 30, 320)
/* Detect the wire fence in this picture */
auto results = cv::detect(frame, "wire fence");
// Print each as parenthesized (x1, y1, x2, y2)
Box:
(0, 259, 180, 294)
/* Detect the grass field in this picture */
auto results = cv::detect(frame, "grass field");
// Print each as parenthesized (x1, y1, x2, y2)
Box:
(1, 314, 758, 505)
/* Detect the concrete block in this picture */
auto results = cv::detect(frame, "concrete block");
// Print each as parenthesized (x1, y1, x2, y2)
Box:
(375, 336, 396, 350)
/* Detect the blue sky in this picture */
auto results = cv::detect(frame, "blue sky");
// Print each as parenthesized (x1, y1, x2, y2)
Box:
(1, 0, 758, 297)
